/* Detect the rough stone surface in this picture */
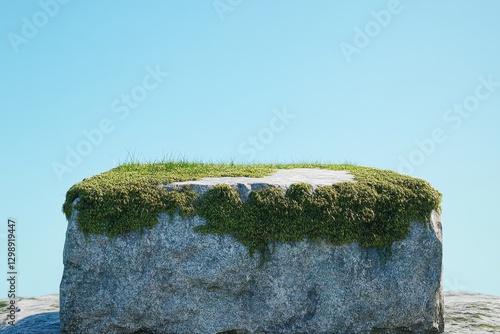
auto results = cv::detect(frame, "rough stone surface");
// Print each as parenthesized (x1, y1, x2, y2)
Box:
(4, 292, 500, 333)
(444, 292, 500, 333)
(0, 312, 60, 334)
(163, 168, 355, 200)
(60, 169, 444, 334)
(0, 294, 60, 333)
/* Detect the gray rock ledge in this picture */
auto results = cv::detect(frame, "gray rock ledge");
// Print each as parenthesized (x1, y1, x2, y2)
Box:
(7, 291, 500, 333)
(163, 168, 355, 200)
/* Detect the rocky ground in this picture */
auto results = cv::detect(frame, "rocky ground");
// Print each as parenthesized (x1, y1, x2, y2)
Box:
(444, 292, 500, 333)
(0, 292, 499, 333)
(0, 294, 59, 333)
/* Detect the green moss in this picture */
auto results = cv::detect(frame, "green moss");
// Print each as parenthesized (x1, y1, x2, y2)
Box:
(479, 324, 500, 329)
(63, 163, 441, 255)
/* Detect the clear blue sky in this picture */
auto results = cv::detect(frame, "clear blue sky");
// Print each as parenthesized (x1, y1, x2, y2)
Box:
(1, 1, 499, 297)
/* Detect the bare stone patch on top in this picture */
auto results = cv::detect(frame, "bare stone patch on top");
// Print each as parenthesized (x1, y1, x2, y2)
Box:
(164, 168, 355, 200)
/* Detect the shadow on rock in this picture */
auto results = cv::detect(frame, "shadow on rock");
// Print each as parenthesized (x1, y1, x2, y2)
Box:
(0, 312, 60, 334)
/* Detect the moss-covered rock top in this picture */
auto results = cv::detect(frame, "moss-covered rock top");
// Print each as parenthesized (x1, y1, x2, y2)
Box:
(63, 162, 441, 254)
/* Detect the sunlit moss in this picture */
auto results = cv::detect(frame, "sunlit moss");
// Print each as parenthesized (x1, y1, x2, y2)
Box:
(63, 163, 441, 255)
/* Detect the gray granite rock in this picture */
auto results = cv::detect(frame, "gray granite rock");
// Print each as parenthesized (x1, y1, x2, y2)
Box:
(5, 291, 500, 333)
(444, 292, 500, 333)
(0, 312, 60, 334)
(163, 168, 355, 200)
(60, 169, 444, 333)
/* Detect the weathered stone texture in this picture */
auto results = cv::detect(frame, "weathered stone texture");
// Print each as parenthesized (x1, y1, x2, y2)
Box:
(60, 209, 443, 333)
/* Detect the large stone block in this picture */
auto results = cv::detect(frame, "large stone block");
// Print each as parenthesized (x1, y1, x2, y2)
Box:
(60, 168, 444, 333)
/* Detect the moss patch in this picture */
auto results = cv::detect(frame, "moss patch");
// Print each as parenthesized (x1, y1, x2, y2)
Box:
(63, 163, 441, 254)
